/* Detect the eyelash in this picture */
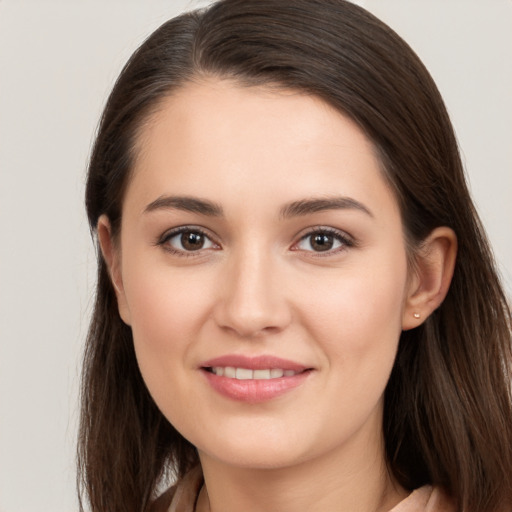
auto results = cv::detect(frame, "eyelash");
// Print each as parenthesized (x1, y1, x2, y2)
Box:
(292, 227, 355, 256)
(156, 226, 219, 257)
(156, 226, 354, 257)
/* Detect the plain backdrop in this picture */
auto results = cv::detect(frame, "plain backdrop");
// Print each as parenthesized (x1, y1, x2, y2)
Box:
(0, 1, 510, 511)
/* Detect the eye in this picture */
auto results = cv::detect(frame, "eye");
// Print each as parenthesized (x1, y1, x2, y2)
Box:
(159, 227, 218, 254)
(293, 228, 353, 254)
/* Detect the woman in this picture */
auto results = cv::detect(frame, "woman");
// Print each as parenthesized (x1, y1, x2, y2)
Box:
(78, 1, 512, 511)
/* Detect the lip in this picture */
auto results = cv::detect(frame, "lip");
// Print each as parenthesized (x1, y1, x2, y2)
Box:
(201, 354, 308, 372)
(200, 354, 313, 403)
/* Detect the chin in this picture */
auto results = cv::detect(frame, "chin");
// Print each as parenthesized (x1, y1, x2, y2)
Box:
(201, 446, 306, 471)
(193, 425, 322, 472)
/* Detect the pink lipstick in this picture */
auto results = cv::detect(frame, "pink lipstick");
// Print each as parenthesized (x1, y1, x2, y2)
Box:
(200, 355, 312, 403)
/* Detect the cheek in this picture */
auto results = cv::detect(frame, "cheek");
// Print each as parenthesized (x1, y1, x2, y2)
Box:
(119, 252, 216, 400)
(127, 278, 186, 352)
(122, 264, 216, 430)
(299, 253, 408, 369)
(302, 261, 407, 429)
(123, 252, 211, 344)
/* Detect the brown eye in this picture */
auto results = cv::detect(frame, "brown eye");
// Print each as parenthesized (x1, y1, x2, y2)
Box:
(161, 228, 217, 254)
(181, 231, 205, 251)
(310, 233, 335, 251)
(294, 229, 352, 254)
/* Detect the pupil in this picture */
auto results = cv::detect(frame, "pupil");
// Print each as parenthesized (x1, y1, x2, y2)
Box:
(312, 233, 333, 251)
(181, 232, 204, 251)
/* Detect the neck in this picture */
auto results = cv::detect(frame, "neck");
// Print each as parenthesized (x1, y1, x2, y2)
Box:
(196, 432, 407, 512)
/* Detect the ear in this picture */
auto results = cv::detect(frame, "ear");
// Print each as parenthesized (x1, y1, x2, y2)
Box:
(97, 214, 131, 325)
(402, 227, 457, 330)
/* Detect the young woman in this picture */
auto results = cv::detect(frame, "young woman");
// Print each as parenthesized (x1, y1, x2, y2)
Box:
(78, 1, 512, 511)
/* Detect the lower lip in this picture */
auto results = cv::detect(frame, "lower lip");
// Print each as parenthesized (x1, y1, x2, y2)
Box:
(202, 369, 312, 403)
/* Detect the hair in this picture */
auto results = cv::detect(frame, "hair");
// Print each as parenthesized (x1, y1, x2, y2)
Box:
(79, 1, 512, 511)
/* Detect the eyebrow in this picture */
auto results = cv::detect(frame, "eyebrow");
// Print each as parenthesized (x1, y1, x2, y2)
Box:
(143, 194, 372, 219)
(144, 195, 224, 216)
(279, 196, 373, 219)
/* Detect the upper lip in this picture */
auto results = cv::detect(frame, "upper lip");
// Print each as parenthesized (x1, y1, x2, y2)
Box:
(201, 354, 309, 372)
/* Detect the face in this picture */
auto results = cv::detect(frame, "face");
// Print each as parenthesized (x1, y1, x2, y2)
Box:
(106, 80, 415, 472)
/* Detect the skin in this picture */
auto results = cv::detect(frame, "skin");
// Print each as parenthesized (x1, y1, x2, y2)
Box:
(99, 79, 456, 512)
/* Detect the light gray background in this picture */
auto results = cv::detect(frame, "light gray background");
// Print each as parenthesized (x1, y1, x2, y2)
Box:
(0, 1, 510, 511)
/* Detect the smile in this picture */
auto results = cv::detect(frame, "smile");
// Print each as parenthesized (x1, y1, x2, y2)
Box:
(208, 367, 299, 379)
(200, 356, 313, 403)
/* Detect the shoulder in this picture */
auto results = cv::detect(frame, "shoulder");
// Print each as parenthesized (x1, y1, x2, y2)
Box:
(150, 486, 177, 512)
(150, 466, 203, 512)
(390, 485, 457, 512)
(151, 475, 456, 512)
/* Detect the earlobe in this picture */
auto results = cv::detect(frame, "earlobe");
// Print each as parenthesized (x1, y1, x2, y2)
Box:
(402, 227, 457, 330)
(97, 215, 132, 325)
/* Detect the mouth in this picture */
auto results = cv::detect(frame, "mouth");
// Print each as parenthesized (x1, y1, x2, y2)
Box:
(200, 355, 313, 403)
(204, 366, 303, 379)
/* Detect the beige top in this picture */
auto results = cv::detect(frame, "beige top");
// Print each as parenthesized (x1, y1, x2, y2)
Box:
(151, 466, 456, 512)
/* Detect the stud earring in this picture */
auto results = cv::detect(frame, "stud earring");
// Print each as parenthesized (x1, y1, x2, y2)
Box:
(413, 312, 421, 319)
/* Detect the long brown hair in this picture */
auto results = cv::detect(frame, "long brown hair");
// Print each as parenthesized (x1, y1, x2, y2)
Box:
(79, 1, 512, 511)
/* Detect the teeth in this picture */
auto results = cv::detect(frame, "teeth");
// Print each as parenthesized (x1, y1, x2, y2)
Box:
(224, 366, 236, 378)
(235, 368, 253, 380)
(253, 369, 271, 379)
(211, 367, 298, 380)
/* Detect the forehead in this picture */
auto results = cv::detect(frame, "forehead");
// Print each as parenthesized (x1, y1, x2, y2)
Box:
(138, 79, 372, 154)
(127, 79, 399, 220)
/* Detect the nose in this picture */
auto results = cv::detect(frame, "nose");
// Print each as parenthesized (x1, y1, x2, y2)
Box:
(213, 247, 292, 338)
